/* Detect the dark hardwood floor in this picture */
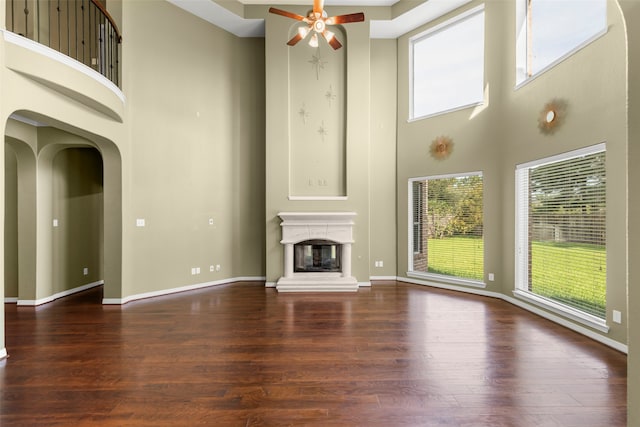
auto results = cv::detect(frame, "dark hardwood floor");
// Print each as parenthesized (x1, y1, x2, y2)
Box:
(1, 282, 627, 426)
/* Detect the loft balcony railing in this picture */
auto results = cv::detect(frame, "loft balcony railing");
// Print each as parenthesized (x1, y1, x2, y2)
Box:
(6, 0, 122, 87)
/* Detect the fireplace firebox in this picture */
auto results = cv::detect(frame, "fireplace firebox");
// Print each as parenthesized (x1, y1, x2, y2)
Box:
(294, 240, 342, 273)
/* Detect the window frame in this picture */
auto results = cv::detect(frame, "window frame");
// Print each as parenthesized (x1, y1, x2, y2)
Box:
(407, 171, 485, 288)
(515, 0, 608, 88)
(409, 4, 485, 121)
(514, 143, 608, 332)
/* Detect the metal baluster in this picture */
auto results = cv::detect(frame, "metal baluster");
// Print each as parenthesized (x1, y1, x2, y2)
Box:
(10, 0, 15, 33)
(68, 0, 71, 55)
(81, 0, 85, 65)
(57, 0, 61, 51)
(24, 0, 28, 38)
(36, 0, 40, 42)
(109, 26, 113, 81)
(89, 3, 93, 70)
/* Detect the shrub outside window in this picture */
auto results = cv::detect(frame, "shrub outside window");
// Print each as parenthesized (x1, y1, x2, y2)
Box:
(409, 172, 484, 284)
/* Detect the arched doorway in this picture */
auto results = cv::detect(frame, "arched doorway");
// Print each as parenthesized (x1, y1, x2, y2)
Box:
(4, 113, 122, 305)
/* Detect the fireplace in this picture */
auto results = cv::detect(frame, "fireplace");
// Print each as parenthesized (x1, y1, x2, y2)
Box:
(276, 212, 358, 292)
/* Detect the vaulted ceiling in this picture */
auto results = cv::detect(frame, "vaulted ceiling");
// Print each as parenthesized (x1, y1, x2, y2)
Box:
(167, 0, 473, 38)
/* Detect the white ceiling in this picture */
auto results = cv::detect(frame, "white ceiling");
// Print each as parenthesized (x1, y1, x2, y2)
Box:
(237, 0, 399, 5)
(167, 0, 472, 38)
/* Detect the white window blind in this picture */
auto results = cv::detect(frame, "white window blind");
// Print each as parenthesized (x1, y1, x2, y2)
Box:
(409, 173, 483, 282)
(515, 144, 606, 319)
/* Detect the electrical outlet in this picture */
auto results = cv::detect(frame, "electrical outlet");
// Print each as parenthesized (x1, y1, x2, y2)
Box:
(53, 219, 59, 227)
(488, 273, 495, 281)
(136, 218, 145, 227)
(216, 264, 221, 272)
(613, 310, 622, 324)
(191, 268, 196, 275)
(210, 265, 215, 272)
(83, 267, 89, 276)
(208, 218, 214, 225)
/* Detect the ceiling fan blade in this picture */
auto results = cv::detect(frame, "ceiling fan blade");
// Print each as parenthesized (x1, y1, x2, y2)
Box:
(326, 12, 365, 25)
(287, 32, 306, 46)
(313, 0, 324, 16)
(323, 31, 342, 50)
(269, 7, 308, 22)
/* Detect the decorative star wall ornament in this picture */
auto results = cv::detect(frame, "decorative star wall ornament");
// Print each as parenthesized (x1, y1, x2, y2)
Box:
(308, 48, 327, 80)
(325, 85, 336, 107)
(318, 121, 328, 141)
(298, 103, 311, 123)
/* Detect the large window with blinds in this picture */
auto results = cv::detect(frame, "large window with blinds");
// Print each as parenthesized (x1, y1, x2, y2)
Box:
(515, 144, 607, 324)
(409, 172, 484, 283)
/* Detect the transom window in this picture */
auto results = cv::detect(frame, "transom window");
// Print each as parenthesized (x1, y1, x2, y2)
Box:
(516, 0, 607, 85)
(409, 172, 484, 284)
(515, 144, 607, 326)
(409, 5, 485, 120)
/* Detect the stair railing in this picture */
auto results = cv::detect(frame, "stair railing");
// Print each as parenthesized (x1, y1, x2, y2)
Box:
(6, 0, 122, 87)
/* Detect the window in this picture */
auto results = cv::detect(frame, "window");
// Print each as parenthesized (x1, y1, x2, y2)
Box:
(515, 144, 607, 324)
(409, 172, 484, 283)
(516, 0, 607, 85)
(410, 5, 485, 120)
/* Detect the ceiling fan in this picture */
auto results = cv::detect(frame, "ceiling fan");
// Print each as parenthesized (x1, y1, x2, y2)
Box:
(269, 0, 365, 50)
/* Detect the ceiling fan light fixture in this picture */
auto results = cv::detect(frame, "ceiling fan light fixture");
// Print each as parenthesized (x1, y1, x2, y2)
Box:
(309, 33, 319, 48)
(298, 26, 310, 38)
(269, 0, 364, 50)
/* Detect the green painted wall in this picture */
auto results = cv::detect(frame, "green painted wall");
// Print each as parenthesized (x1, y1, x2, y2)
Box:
(370, 39, 397, 277)
(396, 0, 628, 345)
(4, 144, 18, 298)
(121, 0, 265, 296)
(52, 147, 103, 293)
(619, 1, 639, 424)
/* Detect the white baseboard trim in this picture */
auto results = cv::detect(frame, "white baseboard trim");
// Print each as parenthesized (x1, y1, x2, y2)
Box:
(370, 276, 399, 281)
(4, 297, 18, 304)
(358, 281, 372, 287)
(398, 276, 628, 354)
(0, 347, 7, 360)
(103, 276, 267, 305)
(17, 280, 104, 306)
(265, 282, 277, 288)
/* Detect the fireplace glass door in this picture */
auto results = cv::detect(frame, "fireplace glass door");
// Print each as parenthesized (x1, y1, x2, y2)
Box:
(294, 240, 342, 273)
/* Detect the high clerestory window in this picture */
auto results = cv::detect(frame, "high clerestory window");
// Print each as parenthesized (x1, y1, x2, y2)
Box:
(515, 144, 607, 330)
(409, 5, 485, 120)
(409, 173, 484, 284)
(515, 0, 607, 85)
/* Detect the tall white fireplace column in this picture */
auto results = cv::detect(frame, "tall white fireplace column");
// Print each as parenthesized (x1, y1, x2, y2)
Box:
(341, 243, 352, 279)
(276, 212, 358, 292)
(283, 243, 294, 279)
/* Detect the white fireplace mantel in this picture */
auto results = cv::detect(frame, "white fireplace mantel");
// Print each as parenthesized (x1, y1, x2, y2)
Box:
(276, 212, 358, 292)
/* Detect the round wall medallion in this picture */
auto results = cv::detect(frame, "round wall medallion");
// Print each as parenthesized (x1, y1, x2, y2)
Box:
(538, 99, 567, 134)
(430, 135, 454, 160)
